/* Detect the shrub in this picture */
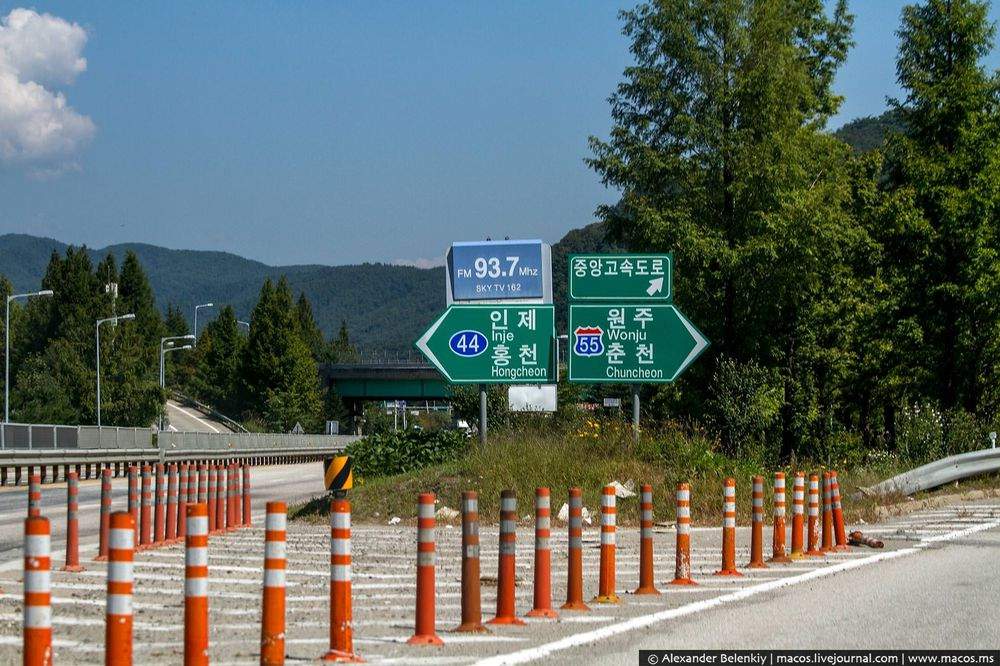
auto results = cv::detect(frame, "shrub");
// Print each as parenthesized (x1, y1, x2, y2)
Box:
(346, 429, 468, 478)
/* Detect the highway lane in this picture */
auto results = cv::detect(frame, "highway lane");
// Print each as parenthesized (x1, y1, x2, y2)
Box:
(0, 461, 326, 565)
(164, 399, 234, 433)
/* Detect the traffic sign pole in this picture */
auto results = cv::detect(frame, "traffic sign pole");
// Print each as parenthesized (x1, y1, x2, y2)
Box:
(479, 384, 487, 447)
(631, 384, 640, 445)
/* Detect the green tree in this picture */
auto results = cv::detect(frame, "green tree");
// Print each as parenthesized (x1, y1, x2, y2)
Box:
(883, 0, 1000, 414)
(164, 304, 190, 337)
(295, 292, 326, 362)
(587, 0, 859, 458)
(192, 305, 244, 414)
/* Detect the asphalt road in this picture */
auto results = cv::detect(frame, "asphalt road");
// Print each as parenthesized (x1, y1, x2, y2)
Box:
(0, 461, 326, 564)
(164, 399, 234, 433)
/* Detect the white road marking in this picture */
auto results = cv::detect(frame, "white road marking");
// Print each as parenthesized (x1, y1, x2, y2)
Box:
(473, 518, 1000, 665)
(167, 401, 221, 433)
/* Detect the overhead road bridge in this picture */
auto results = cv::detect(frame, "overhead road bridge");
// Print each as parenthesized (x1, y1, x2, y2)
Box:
(321, 362, 451, 401)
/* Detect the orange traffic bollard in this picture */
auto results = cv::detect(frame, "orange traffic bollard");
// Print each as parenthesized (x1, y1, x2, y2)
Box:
(670, 482, 697, 585)
(594, 485, 620, 603)
(790, 472, 805, 559)
(128, 466, 139, 543)
(166, 464, 178, 542)
(561, 487, 590, 611)
(154, 463, 166, 546)
(806, 474, 823, 556)
(177, 464, 190, 541)
(106, 511, 134, 666)
(242, 464, 252, 527)
(634, 484, 660, 594)
(821, 472, 834, 552)
(830, 471, 850, 551)
(27, 472, 41, 518)
(197, 464, 208, 507)
(261, 502, 287, 665)
(139, 465, 152, 549)
(62, 471, 84, 572)
(769, 472, 791, 563)
(455, 491, 487, 631)
(490, 490, 525, 624)
(226, 464, 237, 531)
(408, 492, 443, 645)
(185, 503, 210, 666)
(217, 465, 228, 533)
(24, 515, 52, 666)
(747, 476, 767, 568)
(96, 468, 112, 561)
(323, 499, 362, 662)
(207, 466, 218, 534)
(715, 478, 741, 576)
(527, 487, 558, 617)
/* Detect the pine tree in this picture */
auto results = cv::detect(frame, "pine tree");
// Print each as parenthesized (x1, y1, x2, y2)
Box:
(883, 0, 1000, 414)
(295, 292, 326, 362)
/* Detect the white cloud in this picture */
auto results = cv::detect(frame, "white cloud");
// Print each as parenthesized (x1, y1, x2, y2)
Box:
(0, 8, 95, 171)
(392, 257, 445, 269)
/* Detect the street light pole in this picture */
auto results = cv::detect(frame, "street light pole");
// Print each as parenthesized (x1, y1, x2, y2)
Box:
(194, 303, 214, 341)
(96, 313, 136, 428)
(237, 320, 250, 332)
(4, 289, 54, 424)
(159, 335, 194, 430)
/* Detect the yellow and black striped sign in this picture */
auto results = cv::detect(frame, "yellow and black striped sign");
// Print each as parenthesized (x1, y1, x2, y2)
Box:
(324, 455, 353, 492)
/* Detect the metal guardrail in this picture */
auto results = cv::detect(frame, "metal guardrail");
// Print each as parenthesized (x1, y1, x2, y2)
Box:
(1, 423, 154, 450)
(156, 432, 357, 452)
(863, 447, 1000, 497)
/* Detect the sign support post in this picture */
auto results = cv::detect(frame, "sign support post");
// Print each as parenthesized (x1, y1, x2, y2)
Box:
(631, 384, 640, 446)
(479, 384, 487, 447)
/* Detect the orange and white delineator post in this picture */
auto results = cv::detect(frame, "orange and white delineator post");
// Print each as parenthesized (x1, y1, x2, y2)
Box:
(821, 472, 834, 552)
(62, 471, 84, 572)
(166, 464, 178, 542)
(207, 466, 218, 534)
(456, 491, 487, 632)
(139, 465, 152, 549)
(261, 501, 287, 666)
(715, 478, 742, 576)
(490, 490, 526, 624)
(242, 464, 252, 527)
(830, 471, 849, 551)
(153, 463, 166, 546)
(561, 487, 590, 611)
(106, 511, 134, 666)
(747, 476, 767, 568)
(594, 485, 621, 603)
(197, 464, 208, 507)
(23, 515, 51, 666)
(226, 464, 237, 531)
(408, 492, 443, 645)
(769, 472, 791, 564)
(127, 466, 139, 542)
(805, 474, 823, 556)
(670, 482, 697, 585)
(322, 499, 362, 662)
(634, 484, 660, 594)
(27, 472, 41, 517)
(96, 468, 113, 561)
(185, 503, 210, 666)
(790, 472, 805, 559)
(526, 487, 558, 618)
(177, 464, 190, 541)
(217, 465, 228, 533)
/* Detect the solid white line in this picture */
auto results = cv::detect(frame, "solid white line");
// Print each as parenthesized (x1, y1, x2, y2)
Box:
(474, 519, 1000, 665)
(167, 402, 221, 433)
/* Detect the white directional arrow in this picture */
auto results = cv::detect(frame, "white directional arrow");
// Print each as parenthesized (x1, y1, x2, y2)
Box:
(671, 306, 710, 381)
(646, 277, 664, 296)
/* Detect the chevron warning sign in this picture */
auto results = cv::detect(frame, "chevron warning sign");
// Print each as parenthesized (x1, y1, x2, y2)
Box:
(324, 455, 353, 492)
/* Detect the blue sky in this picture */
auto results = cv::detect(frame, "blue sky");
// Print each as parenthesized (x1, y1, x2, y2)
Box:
(1, 1, 998, 267)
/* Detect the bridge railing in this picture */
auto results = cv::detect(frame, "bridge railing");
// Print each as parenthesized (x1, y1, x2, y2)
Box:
(0, 423, 155, 450)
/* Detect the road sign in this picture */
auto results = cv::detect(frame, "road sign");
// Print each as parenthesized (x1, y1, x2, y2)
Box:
(324, 455, 353, 492)
(415, 304, 555, 383)
(569, 254, 672, 301)
(568, 304, 708, 383)
(447, 240, 551, 304)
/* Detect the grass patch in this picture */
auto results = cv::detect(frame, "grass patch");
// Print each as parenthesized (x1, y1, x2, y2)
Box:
(290, 425, 1000, 527)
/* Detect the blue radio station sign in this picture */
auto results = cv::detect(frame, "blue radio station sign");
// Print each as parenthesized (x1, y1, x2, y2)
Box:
(447, 239, 550, 303)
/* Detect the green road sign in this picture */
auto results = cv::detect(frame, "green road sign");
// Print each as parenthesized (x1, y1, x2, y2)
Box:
(415, 304, 555, 384)
(568, 304, 708, 383)
(569, 254, 672, 301)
